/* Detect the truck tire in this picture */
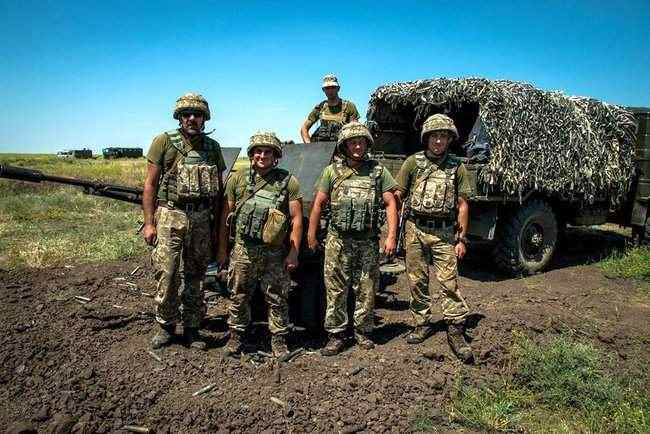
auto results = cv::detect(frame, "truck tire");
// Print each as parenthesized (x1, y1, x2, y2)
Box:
(494, 199, 558, 275)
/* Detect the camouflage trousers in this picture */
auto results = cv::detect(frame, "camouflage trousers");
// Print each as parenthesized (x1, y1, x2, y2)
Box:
(404, 220, 469, 326)
(323, 231, 379, 334)
(151, 206, 212, 328)
(227, 242, 290, 335)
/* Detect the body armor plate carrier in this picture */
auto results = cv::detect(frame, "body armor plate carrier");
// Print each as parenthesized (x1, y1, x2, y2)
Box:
(160, 130, 222, 202)
(409, 152, 458, 220)
(236, 169, 291, 245)
(329, 161, 383, 234)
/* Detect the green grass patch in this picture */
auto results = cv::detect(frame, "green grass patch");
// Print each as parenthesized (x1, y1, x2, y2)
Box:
(446, 333, 649, 433)
(0, 190, 145, 269)
(599, 246, 650, 281)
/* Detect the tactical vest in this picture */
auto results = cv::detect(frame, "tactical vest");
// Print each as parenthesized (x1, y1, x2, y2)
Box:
(409, 152, 458, 219)
(329, 161, 383, 234)
(159, 130, 222, 202)
(311, 100, 352, 142)
(235, 169, 291, 244)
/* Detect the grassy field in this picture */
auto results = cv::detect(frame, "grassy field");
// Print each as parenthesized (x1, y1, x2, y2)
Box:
(0, 153, 251, 269)
(441, 332, 649, 433)
(0, 154, 148, 269)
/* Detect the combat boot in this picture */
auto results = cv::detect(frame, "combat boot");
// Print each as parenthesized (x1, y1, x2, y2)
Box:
(447, 323, 474, 364)
(151, 324, 175, 349)
(321, 333, 346, 356)
(405, 324, 434, 344)
(271, 334, 289, 358)
(355, 332, 375, 350)
(184, 327, 207, 351)
(224, 330, 244, 356)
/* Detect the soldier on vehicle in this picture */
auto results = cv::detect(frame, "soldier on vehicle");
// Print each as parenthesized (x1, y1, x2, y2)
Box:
(300, 74, 360, 143)
(394, 114, 475, 363)
(143, 93, 226, 351)
(308, 121, 399, 355)
(218, 132, 303, 357)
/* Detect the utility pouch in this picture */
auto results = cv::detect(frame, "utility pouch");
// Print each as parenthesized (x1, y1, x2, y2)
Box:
(262, 208, 288, 246)
(237, 201, 268, 241)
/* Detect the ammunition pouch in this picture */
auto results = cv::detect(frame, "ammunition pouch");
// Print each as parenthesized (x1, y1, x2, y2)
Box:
(237, 199, 269, 242)
(311, 122, 342, 142)
(160, 129, 223, 202)
(409, 152, 458, 219)
(331, 198, 374, 233)
(329, 161, 382, 234)
(234, 171, 291, 245)
(177, 163, 221, 200)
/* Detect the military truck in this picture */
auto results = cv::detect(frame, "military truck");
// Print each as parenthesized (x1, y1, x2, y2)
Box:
(365, 78, 645, 275)
(102, 147, 143, 159)
(57, 148, 93, 159)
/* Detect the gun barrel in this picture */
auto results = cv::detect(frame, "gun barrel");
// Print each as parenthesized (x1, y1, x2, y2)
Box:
(0, 164, 45, 182)
(0, 163, 143, 205)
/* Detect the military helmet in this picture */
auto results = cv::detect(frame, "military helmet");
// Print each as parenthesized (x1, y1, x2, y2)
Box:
(322, 74, 340, 88)
(247, 131, 283, 158)
(173, 93, 211, 120)
(421, 114, 459, 142)
(336, 121, 374, 154)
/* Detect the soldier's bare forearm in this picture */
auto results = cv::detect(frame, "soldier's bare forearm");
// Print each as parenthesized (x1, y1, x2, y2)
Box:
(457, 197, 469, 237)
(383, 191, 398, 241)
(300, 122, 312, 143)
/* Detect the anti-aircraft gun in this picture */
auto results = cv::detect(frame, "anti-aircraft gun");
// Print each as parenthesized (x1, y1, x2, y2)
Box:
(0, 164, 145, 204)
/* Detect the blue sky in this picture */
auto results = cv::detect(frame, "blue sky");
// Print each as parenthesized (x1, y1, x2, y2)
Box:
(1, 0, 649, 154)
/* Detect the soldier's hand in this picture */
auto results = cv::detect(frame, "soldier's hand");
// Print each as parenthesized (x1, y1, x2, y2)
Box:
(284, 250, 299, 272)
(143, 223, 157, 246)
(454, 241, 466, 259)
(307, 234, 320, 252)
(382, 236, 397, 257)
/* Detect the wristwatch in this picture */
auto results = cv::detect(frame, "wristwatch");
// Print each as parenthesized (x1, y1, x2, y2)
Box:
(456, 235, 469, 245)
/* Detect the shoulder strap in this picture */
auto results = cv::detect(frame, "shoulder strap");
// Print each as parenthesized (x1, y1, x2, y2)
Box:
(166, 130, 188, 156)
(232, 169, 271, 217)
(329, 162, 356, 195)
(273, 171, 292, 209)
(413, 152, 436, 189)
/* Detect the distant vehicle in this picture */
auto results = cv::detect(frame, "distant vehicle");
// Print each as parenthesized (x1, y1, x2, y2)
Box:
(102, 147, 143, 159)
(56, 148, 93, 159)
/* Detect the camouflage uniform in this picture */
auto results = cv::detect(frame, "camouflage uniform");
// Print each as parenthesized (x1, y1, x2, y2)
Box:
(318, 122, 397, 336)
(225, 134, 301, 337)
(304, 74, 360, 142)
(147, 94, 226, 330)
(396, 117, 472, 328)
(152, 206, 212, 327)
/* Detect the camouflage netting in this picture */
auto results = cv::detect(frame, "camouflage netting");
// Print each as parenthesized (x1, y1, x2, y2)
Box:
(367, 78, 638, 205)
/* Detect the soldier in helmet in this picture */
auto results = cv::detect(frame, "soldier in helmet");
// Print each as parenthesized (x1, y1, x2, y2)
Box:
(217, 132, 303, 357)
(300, 74, 360, 143)
(143, 93, 226, 351)
(394, 114, 475, 363)
(308, 121, 398, 355)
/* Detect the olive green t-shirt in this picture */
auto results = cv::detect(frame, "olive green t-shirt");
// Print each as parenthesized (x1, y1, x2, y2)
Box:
(305, 99, 360, 127)
(317, 161, 398, 195)
(225, 167, 302, 215)
(396, 152, 472, 199)
(147, 130, 226, 173)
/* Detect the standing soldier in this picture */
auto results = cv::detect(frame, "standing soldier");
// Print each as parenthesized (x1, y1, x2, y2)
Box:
(143, 93, 226, 351)
(394, 114, 475, 363)
(308, 121, 399, 355)
(300, 74, 360, 143)
(218, 132, 303, 357)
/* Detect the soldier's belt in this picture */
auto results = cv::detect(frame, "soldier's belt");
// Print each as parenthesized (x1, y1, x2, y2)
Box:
(157, 199, 212, 213)
(408, 216, 455, 231)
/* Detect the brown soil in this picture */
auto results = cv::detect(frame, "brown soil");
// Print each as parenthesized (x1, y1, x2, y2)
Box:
(1, 227, 648, 433)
